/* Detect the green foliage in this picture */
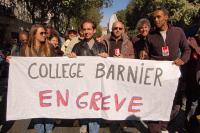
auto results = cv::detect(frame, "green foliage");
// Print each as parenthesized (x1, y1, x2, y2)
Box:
(95, 25, 103, 36)
(71, 6, 103, 30)
(116, 9, 126, 24)
(16, 0, 113, 33)
(118, 0, 200, 32)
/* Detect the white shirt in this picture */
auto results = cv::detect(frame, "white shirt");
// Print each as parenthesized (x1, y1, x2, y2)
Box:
(160, 31, 167, 43)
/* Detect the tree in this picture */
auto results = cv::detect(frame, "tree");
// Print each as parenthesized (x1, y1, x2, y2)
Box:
(18, 0, 38, 24)
(61, 0, 111, 30)
(16, 0, 113, 33)
(117, 0, 200, 34)
(116, 9, 126, 24)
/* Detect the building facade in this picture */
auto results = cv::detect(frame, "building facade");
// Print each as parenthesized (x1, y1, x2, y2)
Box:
(0, 0, 31, 41)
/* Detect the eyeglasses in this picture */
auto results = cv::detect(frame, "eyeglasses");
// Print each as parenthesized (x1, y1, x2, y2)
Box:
(113, 27, 123, 30)
(40, 32, 46, 36)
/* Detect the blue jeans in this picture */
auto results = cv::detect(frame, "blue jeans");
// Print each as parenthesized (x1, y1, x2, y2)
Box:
(33, 119, 54, 133)
(88, 121, 100, 133)
(80, 119, 100, 133)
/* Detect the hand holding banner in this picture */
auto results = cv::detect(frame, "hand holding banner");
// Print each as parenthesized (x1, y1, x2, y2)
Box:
(7, 57, 180, 121)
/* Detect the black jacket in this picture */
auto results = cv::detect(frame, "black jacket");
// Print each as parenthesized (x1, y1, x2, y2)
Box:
(132, 34, 149, 59)
(72, 40, 107, 56)
(197, 59, 200, 85)
(147, 25, 190, 63)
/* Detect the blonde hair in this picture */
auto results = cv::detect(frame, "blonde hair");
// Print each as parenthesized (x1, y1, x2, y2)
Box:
(24, 24, 53, 57)
(136, 18, 151, 31)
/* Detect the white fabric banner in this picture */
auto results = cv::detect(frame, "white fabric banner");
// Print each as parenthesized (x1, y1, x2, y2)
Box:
(7, 57, 180, 121)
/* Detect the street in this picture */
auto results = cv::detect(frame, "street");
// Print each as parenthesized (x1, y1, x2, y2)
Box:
(6, 119, 148, 133)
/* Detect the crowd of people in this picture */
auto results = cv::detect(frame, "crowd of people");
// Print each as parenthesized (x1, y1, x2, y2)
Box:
(0, 7, 200, 133)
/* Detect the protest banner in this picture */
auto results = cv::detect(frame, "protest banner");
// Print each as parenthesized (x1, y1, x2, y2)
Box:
(7, 56, 180, 121)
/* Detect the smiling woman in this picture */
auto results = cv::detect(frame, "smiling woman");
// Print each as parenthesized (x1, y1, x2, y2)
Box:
(22, 24, 54, 57)
(21, 24, 55, 133)
(132, 18, 151, 59)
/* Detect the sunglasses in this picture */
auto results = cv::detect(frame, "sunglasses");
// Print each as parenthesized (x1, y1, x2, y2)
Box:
(40, 32, 46, 36)
(113, 27, 123, 30)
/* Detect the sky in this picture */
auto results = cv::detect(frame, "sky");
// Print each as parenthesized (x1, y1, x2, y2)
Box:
(100, 0, 130, 27)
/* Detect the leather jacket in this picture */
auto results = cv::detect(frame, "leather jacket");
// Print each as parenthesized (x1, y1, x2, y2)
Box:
(72, 40, 107, 56)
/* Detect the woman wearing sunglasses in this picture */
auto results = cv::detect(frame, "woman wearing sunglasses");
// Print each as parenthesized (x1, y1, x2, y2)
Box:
(22, 24, 55, 133)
